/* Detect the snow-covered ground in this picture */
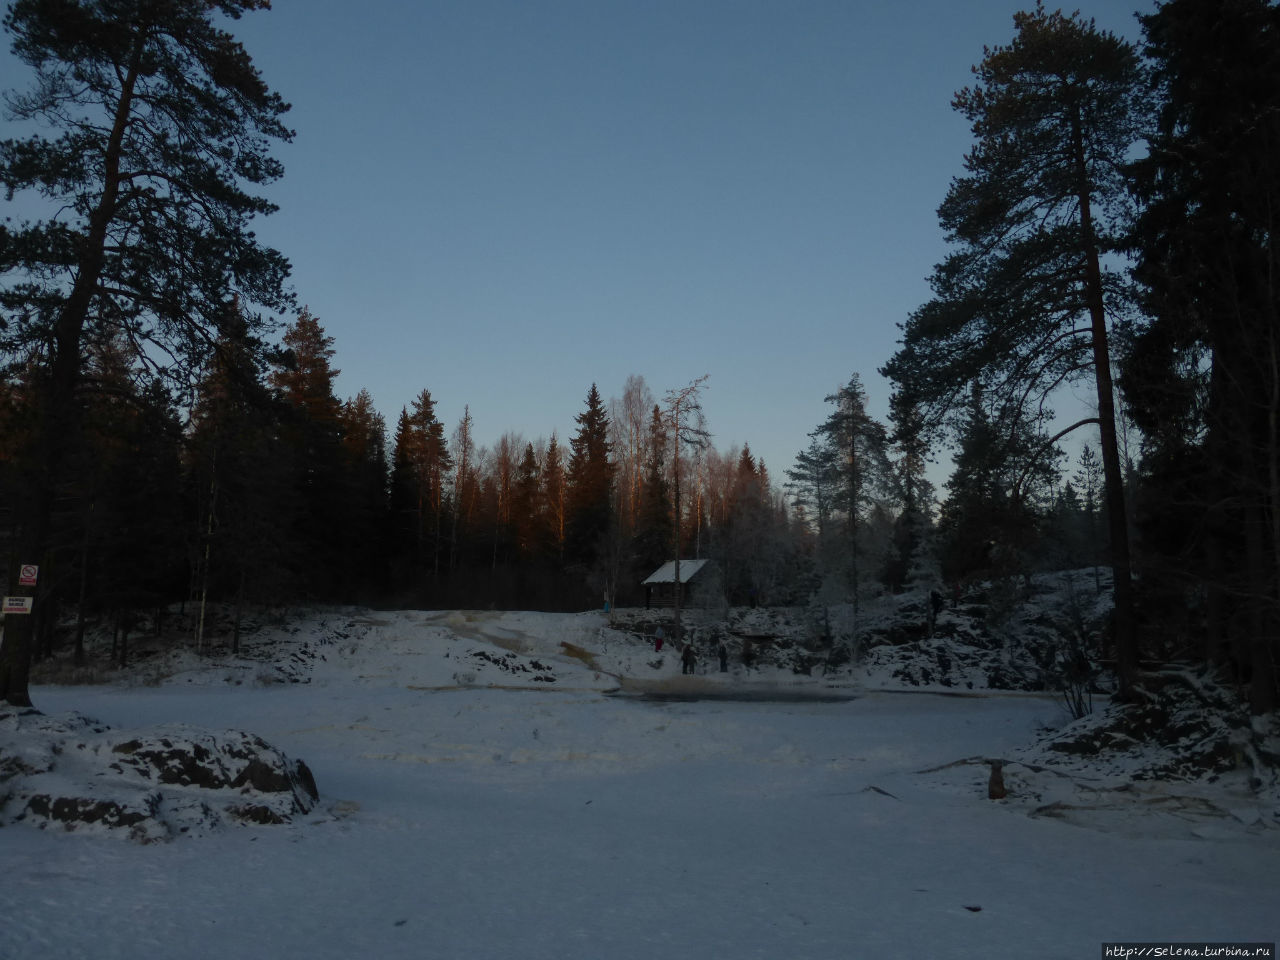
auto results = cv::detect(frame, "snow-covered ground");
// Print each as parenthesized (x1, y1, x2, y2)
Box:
(3, 608, 1277, 959)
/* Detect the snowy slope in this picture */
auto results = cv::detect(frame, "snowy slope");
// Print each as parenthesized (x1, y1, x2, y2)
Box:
(2, 606, 1276, 959)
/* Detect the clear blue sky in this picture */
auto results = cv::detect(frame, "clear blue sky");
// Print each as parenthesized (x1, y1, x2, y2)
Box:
(3, 0, 1148, 480)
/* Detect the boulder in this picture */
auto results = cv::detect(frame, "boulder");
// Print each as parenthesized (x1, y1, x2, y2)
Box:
(0, 707, 318, 842)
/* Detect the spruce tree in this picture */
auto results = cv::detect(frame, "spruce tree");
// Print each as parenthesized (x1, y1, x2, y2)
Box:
(937, 384, 1060, 585)
(634, 405, 673, 573)
(787, 437, 838, 553)
(338, 389, 389, 596)
(271, 309, 341, 426)
(269, 311, 347, 596)
(814, 375, 893, 615)
(884, 394, 936, 593)
(565, 384, 614, 569)
(1125, 0, 1280, 711)
(389, 389, 450, 580)
(68, 340, 185, 659)
(511, 442, 541, 561)
(718, 446, 760, 602)
(541, 433, 566, 565)
(188, 305, 294, 646)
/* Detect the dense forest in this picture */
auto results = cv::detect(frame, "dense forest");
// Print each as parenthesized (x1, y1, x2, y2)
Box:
(1, 0, 1278, 717)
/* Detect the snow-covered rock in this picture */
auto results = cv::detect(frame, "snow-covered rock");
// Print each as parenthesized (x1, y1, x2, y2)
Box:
(0, 707, 319, 842)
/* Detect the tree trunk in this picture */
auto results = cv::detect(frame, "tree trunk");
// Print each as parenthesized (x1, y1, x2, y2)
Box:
(1245, 496, 1278, 713)
(0, 33, 145, 706)
(74, 543, 89, 669)
(672, 407, 682, 644)
(233, 566, 246, 656)
(1260, 283, 1280, 713)
(1073, 109, 1138, 697)
(196, 474, 215, 655)
(848, 424, 860, 632)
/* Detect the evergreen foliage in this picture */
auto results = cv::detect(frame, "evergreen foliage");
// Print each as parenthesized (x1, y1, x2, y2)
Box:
(936, 384, 1060, 585)
(565, 384, 614, 570)
(188, 306, 296, 625)
(2, 0, 1276, 727)
(1123, 0, 1280, 711)
(632, 405, 673, 574)
(388, 388, 450, 585)
(269, 311, 349, 597)
(0, 0, 292, 704)
(882, 5, 1147, 692)
(808, 375, 894, 610)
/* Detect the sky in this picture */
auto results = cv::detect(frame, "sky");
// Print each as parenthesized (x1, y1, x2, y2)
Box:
(2, 0, 1149, 481)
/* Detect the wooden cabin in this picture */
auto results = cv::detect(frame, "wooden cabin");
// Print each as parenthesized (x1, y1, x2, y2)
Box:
(641, 559, 713, 608)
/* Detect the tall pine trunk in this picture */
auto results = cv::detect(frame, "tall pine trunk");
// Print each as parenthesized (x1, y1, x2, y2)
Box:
(1072, 108, 1138, 697)
(0, 35, 144, 705)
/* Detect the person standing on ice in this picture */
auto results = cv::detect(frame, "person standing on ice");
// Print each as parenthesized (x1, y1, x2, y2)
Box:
(681, 643, 697, 675)
(717, 641, 728, 672)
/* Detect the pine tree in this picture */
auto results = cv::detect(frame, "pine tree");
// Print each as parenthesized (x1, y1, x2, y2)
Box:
(0, 0, 292, 704)
(881, 5, 1146, 694)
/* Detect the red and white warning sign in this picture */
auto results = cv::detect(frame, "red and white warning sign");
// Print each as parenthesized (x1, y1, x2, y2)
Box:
(18, 564, 38, 587)
(3, 596, 33, 615)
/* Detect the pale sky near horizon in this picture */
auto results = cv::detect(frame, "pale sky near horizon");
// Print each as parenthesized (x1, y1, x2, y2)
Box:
(1, 1, 1148, 484)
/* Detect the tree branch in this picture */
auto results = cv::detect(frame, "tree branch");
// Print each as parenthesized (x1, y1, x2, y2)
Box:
(1012, 416, 1101, 499)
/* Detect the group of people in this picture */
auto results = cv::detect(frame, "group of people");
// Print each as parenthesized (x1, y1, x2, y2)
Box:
(653, 626, 729, 674)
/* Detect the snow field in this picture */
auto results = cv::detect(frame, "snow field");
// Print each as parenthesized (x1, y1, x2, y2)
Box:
(2, 609, 1276, 959)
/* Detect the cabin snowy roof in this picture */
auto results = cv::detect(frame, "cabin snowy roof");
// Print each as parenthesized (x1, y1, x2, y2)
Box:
(642, 559, 711, 585)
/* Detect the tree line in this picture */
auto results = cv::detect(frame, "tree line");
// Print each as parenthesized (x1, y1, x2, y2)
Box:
(2, 0, 1278, 717)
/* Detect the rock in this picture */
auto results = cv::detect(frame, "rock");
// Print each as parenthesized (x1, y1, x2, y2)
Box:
(0, 710, 319, 841)
(24, 793, 155, 830)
